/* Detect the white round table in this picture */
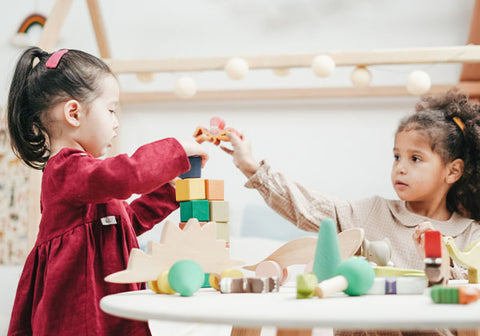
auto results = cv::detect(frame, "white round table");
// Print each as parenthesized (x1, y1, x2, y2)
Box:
(100, 285, 480, 335)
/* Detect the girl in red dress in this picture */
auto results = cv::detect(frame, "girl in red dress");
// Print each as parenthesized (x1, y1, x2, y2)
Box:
(7, 47, 208, 336)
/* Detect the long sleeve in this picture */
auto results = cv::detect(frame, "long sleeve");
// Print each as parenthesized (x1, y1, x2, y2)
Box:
(244, 160, 375, 233)
(46, 138, 189, 205)
(125, 183, 179, 236)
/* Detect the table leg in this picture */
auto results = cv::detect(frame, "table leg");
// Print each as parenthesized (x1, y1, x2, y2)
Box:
(231, 327, 262, 336)
(458, 330, 480, 336)
(277, 329, 312, 336)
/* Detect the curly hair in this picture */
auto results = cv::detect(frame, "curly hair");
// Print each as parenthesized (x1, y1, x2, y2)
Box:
(396, 89, 480, 220)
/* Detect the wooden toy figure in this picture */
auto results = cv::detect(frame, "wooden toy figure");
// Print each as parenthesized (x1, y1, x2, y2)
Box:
(193, 116, 241, 146)
(444, 236, 480, 283)
(424, 231, 448, 286)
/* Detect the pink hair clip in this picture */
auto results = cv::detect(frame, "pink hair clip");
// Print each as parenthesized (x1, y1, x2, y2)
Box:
(46, 49, 68, 69)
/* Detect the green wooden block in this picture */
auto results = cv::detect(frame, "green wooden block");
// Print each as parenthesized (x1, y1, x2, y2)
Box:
(180, 200, 210, 222)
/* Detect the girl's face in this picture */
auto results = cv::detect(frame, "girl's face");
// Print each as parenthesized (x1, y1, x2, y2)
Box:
(80, 74, 120, 157)
(391, 130, 450, 203)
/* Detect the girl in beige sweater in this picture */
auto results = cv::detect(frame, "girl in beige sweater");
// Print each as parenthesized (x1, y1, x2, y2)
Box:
(223, 90, 480, 278)
(223, 90, 480, 336)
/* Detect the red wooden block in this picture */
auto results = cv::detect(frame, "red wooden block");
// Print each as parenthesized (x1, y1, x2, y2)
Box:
(425, 231, 442, 258)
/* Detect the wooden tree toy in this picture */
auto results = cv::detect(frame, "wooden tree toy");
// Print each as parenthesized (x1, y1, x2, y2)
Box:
(313, 218, 342, 282)
(315, 257, 375, 298)
(104, 218, 244, 283)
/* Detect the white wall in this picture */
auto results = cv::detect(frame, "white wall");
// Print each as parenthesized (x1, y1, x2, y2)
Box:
(0, 0, 475, 241)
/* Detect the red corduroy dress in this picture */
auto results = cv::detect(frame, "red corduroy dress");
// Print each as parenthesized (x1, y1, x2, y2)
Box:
(8, 138, 189, 336)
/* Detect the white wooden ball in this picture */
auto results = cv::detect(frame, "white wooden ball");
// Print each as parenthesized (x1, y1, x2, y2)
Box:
(174, 76, 197, 99)
(351, 67, 372, 88)
(311, 55, 335, 78)
(406, 71, 431, 95)
(225, 57, 249, 80)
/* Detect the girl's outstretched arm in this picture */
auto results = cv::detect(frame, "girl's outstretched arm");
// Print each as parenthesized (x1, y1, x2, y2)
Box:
(221, 132, 260, 178)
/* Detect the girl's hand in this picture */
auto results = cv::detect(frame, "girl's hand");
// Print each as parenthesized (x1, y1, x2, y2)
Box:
(412, 221, 435, 259)
(221, 132, 260, 178)
(178, 139, 209, 168)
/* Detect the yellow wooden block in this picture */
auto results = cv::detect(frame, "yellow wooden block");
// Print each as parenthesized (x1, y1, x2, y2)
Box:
(210, 201, 229, 222)
(205, 179, 224, 201)
(175, 178, 205, 202)
(216, 222, 230, 242)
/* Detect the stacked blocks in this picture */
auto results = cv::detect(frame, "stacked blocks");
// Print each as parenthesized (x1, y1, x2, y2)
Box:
(175, 156, 230, 243)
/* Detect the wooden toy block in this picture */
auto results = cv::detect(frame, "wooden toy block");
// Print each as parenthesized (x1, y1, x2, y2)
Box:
(216, 222, 230, 241)
(205, 179, 224, 201)
(430, 285, 480, 304)
(425, 231, 442, 258)
(180, 200, 210, 222)
(179, 156, 202, 179)
(104, 218, 244, 283)
(175, 178, 205, 202)
(209, 201, 229, 222)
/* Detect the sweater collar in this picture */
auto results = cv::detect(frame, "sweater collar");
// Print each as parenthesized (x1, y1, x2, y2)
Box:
(387, 200, 474, 238)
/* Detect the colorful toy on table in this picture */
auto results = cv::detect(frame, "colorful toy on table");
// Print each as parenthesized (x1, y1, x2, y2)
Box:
(315, 257, 375, 298)
(430, 285, 480, 304)
(168, 260, 205, 297)
(243, 227, 364, 284)
(296, 273, 319, 299)
(444, 236, 480, 283)
(367, 277, 427, 295)
(147, 270, 176, 295)
(209, 268, 244, 291)
(424, 230, 448, 286)
(373, 266, 425, 278)
(362, 238, 394, 266)
(219, 277, 279, 294)
(104, 218, 244, 284)
(313, 218, 343, 282)
(193, 116, 241, 146)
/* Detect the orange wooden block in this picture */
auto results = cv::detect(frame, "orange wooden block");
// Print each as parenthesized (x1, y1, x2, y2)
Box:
(175, 178, 205, 202)
(205, 179, 224, 201)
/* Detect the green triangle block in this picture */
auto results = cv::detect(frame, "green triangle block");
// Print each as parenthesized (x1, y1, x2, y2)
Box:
(312, 218, 342, 282)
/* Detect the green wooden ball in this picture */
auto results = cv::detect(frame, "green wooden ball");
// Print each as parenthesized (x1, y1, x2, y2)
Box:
(168, 260, 205, 297)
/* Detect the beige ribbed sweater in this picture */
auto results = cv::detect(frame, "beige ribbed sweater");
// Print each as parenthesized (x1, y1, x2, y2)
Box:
(245, 161, 480, 335)
(245, 161, 480, 273)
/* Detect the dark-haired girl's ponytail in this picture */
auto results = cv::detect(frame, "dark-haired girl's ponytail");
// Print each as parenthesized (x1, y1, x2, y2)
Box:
(7, 47, 50, 169)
